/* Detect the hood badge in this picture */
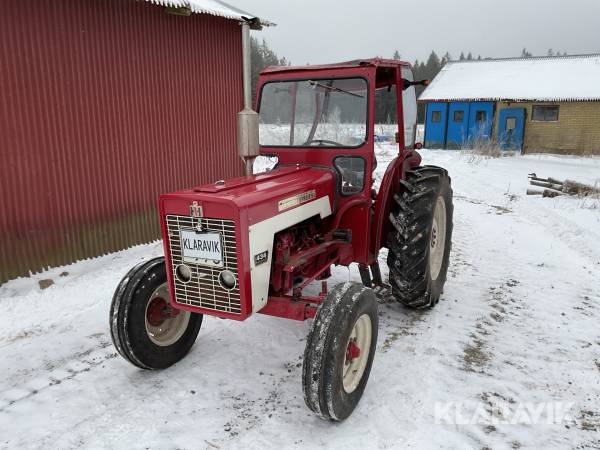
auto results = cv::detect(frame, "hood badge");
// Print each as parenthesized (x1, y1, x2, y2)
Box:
(278, 190, 316, 212)
(190, 201, 203, 231)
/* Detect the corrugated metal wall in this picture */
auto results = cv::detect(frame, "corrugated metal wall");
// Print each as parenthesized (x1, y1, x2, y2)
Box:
(0, 0, 244, 283)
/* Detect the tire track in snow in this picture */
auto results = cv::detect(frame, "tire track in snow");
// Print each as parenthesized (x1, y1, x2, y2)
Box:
(217, 357, 305, 442)
(451, 189, 600, 448)
(0, 333, 116, 412)
(367, 202, 485, 446)
(514, 197, 600, 270)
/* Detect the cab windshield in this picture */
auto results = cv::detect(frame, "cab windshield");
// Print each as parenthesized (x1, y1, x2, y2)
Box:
(258, 78, 368, 147)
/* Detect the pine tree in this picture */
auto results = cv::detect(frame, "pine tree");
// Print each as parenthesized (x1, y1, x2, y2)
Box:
(250, 37, 290, 103)
(459, 52, 466, 61)
(392, 50, 401, 60)
(425, 51, 441, 79)
(441, 52, 452, 66)
(521, 48, 532, 58)
(466, 52, 473, 61)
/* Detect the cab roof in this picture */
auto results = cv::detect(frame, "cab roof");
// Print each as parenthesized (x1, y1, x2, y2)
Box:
(261, 58, 412, 75)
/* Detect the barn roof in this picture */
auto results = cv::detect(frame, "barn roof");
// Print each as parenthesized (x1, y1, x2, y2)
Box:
(143, 0, 273, 28)
(419, 54, 600, 102)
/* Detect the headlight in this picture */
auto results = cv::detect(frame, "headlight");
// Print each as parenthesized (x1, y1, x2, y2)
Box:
(175, 264, 192, 283)
(218, 270, 236, 290)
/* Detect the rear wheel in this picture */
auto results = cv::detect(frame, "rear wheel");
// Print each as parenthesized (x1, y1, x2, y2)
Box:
(110, 257, 202, 369)
(302, 282, 378, 421)
(386, 165, 454, 308)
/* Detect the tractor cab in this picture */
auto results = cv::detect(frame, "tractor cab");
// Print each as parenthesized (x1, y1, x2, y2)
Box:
(256, 58, 421, 171)
(255, 58, 425, 265)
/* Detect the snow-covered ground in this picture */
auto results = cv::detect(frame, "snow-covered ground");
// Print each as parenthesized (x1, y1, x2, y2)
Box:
(1, 147, 599, 449)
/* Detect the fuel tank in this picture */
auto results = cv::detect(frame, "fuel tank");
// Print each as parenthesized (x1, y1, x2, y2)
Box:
(159, 165, 336, 320)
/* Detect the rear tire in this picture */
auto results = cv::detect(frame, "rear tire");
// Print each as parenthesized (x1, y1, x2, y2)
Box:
(386, 165, 453, 308)
(302, 282, 378, 421)
(110, 257, 202, 369)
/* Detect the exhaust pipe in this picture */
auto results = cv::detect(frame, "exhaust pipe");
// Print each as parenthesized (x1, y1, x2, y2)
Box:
(237, 20, 259, 176)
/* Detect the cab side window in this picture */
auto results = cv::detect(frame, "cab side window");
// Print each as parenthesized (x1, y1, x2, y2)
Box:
(334, 156, 365, 195)
(401, 66, 417, 147)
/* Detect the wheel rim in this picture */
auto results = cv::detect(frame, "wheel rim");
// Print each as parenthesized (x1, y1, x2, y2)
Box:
(342, 314, 372, 394)
(429, 195, 447, 281)
(144, 283, 190, 347)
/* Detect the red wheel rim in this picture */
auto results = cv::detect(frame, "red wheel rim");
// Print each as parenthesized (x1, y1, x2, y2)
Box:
(146, 297, 171, 327)
(346, 339, 361, 362)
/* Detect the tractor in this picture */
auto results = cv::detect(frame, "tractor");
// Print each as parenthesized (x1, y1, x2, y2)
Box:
(110, 55, 453, 422)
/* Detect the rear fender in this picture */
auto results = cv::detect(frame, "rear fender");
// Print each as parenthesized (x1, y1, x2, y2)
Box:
(370, 150, 422, 258)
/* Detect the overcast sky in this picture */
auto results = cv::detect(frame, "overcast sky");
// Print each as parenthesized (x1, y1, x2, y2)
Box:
(233, 0, 600, 65)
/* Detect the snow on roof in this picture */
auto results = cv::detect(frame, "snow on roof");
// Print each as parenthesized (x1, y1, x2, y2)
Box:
(142, 0, 273, 27)
(419, 54, 600, 102)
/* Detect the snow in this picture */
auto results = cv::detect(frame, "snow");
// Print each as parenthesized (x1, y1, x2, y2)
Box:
(1, 148, 600, 449)
(142, 0, 268, 24)
(419, 54, 600, 102)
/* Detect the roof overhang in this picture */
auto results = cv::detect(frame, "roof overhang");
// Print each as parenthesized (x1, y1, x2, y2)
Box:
(142, 0, 274, 29)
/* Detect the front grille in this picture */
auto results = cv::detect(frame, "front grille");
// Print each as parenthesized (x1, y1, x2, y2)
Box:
(166, 215, 241, 315)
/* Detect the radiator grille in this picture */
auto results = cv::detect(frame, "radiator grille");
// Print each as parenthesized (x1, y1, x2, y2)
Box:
(166, 215, 240, 315)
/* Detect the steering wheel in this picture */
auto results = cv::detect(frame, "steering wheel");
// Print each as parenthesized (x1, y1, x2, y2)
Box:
(304, 139, 343, 147)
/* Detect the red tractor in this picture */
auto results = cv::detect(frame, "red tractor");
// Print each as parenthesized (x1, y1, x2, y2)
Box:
(110, 56, 453, 422)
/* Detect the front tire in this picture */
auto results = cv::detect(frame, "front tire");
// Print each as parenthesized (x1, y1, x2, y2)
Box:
(302, 282, 379, 421)
(387, 165, 454, 308)
(110, 257, 202, 369)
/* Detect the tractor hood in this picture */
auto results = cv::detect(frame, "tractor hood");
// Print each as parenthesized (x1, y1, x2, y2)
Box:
(159, 165, 336, 226)
(193, 165, 312, 193)
(159, 165, 336, 320)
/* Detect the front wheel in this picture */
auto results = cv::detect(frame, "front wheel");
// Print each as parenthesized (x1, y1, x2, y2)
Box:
(110, 257, 202, 369)
(302, 282, 379, 421)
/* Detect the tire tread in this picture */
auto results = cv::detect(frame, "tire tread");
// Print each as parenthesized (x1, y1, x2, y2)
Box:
(386, 166, 454, 308)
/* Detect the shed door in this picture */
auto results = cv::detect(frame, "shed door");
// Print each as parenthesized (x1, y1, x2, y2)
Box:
(467, 101, 494, 145)
(424, 103, 448, 149)
(498, 108, 525, 151)
(446, 102, 470, 149)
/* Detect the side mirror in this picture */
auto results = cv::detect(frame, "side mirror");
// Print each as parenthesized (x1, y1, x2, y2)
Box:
(402, 78, 430, 90)
(415, 142, 423, 150)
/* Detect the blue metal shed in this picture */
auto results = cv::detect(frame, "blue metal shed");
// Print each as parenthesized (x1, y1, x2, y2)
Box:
(424, 100, 495, 149)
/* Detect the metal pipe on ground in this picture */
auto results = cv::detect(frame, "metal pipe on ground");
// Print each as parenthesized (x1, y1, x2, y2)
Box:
(529, 179, 564, 191)
(526, 188, 562, 198)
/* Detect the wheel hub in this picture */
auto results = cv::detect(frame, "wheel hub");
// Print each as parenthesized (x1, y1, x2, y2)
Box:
(146, 297, 179, 327)
(429, 195, 447, 281)
(342, 314, 372, 394)
(144, 283, 191, 347)
(346, 339, 361, 362)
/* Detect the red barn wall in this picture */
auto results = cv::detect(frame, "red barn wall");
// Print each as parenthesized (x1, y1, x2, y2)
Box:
(0, 0, 244, 283)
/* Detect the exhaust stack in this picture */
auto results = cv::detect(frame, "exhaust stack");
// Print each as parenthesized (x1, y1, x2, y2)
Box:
(237, 20, 259, 176)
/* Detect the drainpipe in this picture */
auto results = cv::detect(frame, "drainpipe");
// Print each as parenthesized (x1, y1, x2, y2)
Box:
(237, 20, 259, 176)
